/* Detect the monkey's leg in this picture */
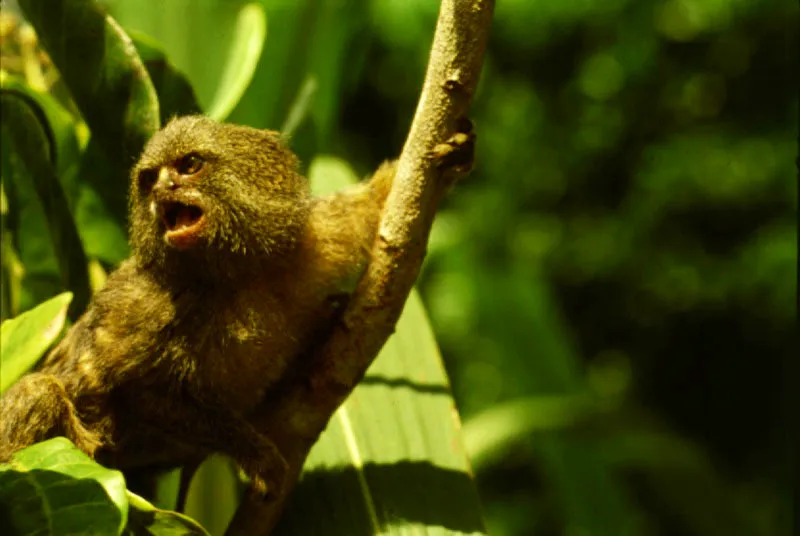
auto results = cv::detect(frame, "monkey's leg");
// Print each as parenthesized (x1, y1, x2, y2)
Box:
(0, 373, 102, 462)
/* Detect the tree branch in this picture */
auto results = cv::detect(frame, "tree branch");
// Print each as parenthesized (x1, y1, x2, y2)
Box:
(226, 1, 494, 534)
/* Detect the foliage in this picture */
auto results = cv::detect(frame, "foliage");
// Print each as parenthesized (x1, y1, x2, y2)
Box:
(0, 438, 210, 535)
(361, 1, 794, 535)
(0, 292, 71, 393)
(0, 0, 794, 535)
(0, 1, 484, 535)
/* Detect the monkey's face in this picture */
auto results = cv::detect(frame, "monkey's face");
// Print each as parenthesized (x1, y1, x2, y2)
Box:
(129, 115, 311, 274)
(136, 152, 209, 250)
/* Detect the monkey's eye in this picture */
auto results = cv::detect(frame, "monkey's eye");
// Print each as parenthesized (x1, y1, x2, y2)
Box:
(138, 169, 158, 195)
(176, 153, 205, 175)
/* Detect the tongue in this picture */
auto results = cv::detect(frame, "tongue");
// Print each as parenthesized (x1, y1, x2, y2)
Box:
(174, 207, 196, 230)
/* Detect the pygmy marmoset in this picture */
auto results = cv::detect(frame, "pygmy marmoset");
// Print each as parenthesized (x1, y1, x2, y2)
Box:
(0, 115, 402, 498)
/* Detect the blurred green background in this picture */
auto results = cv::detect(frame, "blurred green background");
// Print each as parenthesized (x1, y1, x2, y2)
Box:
(1, 0, 796, 534)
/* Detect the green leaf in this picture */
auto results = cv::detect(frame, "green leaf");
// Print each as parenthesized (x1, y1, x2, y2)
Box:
(0, 437, 128, 535)
(280, 75, 318, 139)
(228, 1, 312, 128)
(0, 91, 91, 319)
(0, 292, 72, 394)
(275, 293, 486, 535)
(18, 0, 160, 162)
(462, 395, 600, 471)
(306, 155, 360, 197)
(302, 0, 369, 150)
(70, 136, 131, 265)
(598, 427, 763, 536)
(206, 3, 267, 121)
(1, 103, 61, 316)
(182, 457, 240, 536)
(471, 267, 638, 535)
(129, 31, 203, 122)
(126, 492, 211, 536)
(0, 72, 85, 181)
(18, 0, 161, 265)
(0, 73, 125, 272)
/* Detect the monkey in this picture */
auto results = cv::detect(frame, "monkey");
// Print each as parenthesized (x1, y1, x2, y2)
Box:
(0, 113, 475, 507)
(0, 114, 404, 500)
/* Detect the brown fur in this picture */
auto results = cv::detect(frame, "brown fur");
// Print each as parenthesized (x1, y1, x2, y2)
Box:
(0, 115, 395, 498)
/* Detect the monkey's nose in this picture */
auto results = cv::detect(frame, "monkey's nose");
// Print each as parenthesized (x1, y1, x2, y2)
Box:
(154, 167, 180, 192)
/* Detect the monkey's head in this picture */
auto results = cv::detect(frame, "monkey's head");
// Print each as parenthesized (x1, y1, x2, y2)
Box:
(129, 115, 311, 277)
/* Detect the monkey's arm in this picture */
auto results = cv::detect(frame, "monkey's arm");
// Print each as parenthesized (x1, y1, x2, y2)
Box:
(304, 161, 396, 294)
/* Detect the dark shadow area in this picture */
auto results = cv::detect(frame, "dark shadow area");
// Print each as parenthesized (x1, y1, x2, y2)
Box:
(360, 375, 452, 396)
(0, 468, 124, 535)
(275, 461, 486, 535)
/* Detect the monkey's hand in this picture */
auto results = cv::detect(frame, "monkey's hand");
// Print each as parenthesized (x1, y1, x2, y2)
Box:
(432, 117, 476, 179)
(237, 438, 289, 500)
(0, 373, 103, 462)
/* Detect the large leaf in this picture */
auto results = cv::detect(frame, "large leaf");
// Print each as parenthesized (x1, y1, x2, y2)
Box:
(0, 437, 128, 536)
(0, 291, 71, 393)
(0, 91, 91, 318)
(206, 3, 266, 122)
(275, 292, 486, 535)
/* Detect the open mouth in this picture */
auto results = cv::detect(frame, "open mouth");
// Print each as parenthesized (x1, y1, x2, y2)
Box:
(159, 201, 205, 248)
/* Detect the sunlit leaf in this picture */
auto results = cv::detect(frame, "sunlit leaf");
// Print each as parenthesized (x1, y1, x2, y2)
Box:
(0, 437, 128, 535)
(206, 3, 266, 122)
(0, 291, 72, 394)
(275, 293, 486, 535)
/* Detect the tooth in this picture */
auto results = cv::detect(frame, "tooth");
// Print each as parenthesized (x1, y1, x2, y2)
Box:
(149, 200, 157, 218)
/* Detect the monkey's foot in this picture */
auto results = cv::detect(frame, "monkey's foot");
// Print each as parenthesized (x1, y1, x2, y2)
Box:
(432, 117, 475, 175)
(0, 373, 103, 462)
